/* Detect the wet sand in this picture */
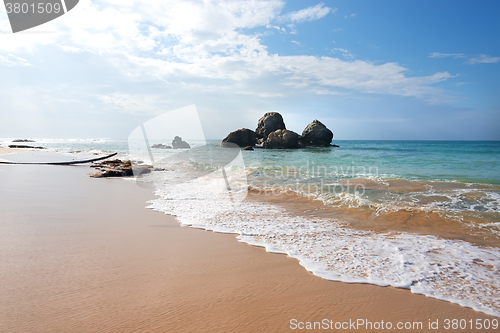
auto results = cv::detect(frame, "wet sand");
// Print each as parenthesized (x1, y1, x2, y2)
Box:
(0, 147, 22, 156)
(0, 156, 497, 332)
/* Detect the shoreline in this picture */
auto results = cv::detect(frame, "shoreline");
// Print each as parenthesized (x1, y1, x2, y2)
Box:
(153, 194, 500, 318)
(0, 147, 22, 156)
(0, 152, 498, 332)
(245, 187, 500, 248)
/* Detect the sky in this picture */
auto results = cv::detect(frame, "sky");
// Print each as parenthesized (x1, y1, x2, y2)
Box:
(0, 0, 499, 140)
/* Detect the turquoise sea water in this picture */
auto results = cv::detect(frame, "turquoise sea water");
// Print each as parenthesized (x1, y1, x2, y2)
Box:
(243, 140, 500, 184)
(2, 138, 499, 234)
(5, 139, 498, 184)
(247, 140, 500, 238)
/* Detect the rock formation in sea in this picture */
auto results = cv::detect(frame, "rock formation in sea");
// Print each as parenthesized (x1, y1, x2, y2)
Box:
(255, 112, 286, 140)
(221, 112, 337, 149)
(12, 139, 35, 142)
(151, 143, 172, 149)
(301, 120, 333, 147)
(172, 136, 191, 149)
(263, 129, 300, 149)
(221, 128, 257, 147)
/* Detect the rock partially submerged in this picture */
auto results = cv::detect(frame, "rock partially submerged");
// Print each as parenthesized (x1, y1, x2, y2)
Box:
(244, 146, 254, 151)
(263, 129, 300, 149)
(301, 120, 333, 147)
(222, 112, 336, 149)
(9, 145, 45, 149)
(221, 128, 257, 147)
(151, 143, 172, 149)
(172, 136, 190, 149)
(12, 139, 35, 142)
(256, 112, 286, 139)
(90, 159, 152, 178)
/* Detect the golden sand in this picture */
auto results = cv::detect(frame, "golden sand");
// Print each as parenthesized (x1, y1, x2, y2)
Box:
(0, 147, 22, 155)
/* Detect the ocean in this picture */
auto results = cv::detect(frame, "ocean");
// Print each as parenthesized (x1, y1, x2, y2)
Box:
(2, 138, 499, 317)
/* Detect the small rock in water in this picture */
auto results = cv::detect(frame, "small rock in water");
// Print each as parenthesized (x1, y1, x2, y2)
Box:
(151, 143, 172, 149)
(12, 139, 35, 142)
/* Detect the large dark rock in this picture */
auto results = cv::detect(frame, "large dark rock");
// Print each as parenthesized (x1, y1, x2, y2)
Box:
(221, 128, 257, 148)
(263, 129, 300, 149)
(298, 137, 308, 148)
(172, 136, 190, 149)
(301, 120, 333, 147)
(256, 112, 286, 139)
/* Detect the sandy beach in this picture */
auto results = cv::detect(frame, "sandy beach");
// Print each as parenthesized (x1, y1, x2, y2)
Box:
(0, 147, 22, 156)
(0, 151, 497, 332)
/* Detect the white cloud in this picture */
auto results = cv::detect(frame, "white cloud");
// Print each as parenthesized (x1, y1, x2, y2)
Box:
(266, 24, 286, 33)
(429, 52, 466, 59)
(278, 56, 456, 101)
(429, 52, 499, 65)
(0, 0, 457, 104)
(279, 3, 333, 23)
(98, 93, 164, 114)
(344, 13, 356, 19)
(59, 45, 84, 53)
(291, 40, 302, 46)
(0, 54, 31, 67)
(287, 24, 297, 34)
(333, 48, 354, 59)
(466, 54, 500, 64)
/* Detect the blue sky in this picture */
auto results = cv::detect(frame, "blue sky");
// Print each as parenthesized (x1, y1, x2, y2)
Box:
(0, 0, 499, 140)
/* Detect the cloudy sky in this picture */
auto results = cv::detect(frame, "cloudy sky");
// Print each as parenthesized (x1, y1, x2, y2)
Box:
(0, 0, 499, 140)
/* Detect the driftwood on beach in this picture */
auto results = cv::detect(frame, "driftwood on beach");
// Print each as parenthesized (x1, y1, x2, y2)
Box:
(0, 151, 152, 178)
(0, 153, 118, 165)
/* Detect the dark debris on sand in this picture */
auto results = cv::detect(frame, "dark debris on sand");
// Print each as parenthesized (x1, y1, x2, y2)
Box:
(90, 159, 152, 178)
